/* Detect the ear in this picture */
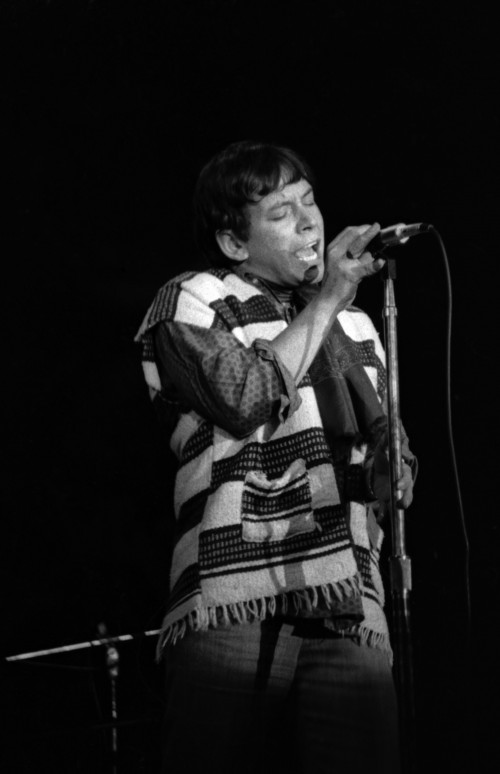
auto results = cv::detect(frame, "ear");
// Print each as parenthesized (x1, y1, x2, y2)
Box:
(215, 230, 249, 263)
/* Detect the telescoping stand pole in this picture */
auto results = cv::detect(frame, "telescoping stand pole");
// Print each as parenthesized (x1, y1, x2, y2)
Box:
(6, 627, 160, 773)
(98, 623, 120, 774)
(382, 258, 417, 774)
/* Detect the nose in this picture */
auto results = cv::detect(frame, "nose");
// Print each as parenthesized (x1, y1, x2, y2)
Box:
(296, 205, 316, 231)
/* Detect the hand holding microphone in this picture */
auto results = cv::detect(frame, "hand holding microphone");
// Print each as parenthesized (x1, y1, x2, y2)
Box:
(323, 221, 432, 309)
(340, 222, 432, 263)
(324, 224, 385, 308)
(366, 222, 433, 256)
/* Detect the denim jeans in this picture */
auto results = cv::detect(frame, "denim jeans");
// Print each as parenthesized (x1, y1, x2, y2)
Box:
(161, 618, 400, 774)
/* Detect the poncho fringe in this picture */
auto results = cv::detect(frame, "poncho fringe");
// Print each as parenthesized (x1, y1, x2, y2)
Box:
(156, 576, 366, 659)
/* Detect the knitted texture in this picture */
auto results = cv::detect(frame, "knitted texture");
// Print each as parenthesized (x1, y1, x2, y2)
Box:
(136, 268, 391, 655)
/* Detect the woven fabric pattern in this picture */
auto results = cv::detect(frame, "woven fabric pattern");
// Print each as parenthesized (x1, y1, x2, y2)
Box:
(136, 269, 391, 654)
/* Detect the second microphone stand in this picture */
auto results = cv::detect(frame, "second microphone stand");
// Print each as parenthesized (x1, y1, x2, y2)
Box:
(382, 258, 417, 774)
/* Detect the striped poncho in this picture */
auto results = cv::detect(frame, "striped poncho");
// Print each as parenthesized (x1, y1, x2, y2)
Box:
(136, 267, 392, 655)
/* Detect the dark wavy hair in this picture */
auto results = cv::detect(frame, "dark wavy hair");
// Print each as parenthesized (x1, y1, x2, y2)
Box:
(193, 140, 315, 267)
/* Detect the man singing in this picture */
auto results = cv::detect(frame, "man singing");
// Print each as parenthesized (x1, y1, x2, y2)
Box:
(136, 140, 416, 774)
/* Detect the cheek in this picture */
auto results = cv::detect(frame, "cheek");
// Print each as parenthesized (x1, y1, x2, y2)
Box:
(255, 230, 285, 258)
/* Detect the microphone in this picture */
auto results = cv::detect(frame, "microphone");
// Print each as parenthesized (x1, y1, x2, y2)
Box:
(368, 222, 433, 255)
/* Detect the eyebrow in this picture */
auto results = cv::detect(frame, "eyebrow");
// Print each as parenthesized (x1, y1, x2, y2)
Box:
(266, 186, 314, 211)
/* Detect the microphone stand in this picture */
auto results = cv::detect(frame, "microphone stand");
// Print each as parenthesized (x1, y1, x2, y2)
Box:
(98, 623, 120, 774)
(382, 258, 417, 774)
(6, 627, 160, 773)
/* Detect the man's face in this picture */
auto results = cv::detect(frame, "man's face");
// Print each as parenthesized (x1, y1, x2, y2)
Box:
(241, 178, 325, 288)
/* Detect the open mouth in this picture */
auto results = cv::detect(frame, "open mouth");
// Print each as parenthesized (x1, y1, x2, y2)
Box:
(296, 241, 319, 262)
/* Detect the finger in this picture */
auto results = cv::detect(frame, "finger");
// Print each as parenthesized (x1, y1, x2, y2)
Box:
(328, 224, 378, 257)
(353, 253, 385, 279)
(398, 463, 413, 485)
(397, 490, 413, 509)
(396, 477, 414, 508)
(327, 225, 361, 250)
(396, 472, 413, 491)
(347, 223, 381, 257)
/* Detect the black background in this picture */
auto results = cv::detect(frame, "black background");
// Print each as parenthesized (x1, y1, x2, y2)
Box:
(2, 1, 498, 771)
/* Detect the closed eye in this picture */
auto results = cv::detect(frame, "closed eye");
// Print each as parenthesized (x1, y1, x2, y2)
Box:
(270, 208, 289, 220)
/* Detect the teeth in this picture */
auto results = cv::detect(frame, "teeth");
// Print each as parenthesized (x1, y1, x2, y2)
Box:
(296, 244, 317, 261)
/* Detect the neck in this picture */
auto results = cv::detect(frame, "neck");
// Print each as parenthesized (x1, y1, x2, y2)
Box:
(236, 267, 295, 304)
